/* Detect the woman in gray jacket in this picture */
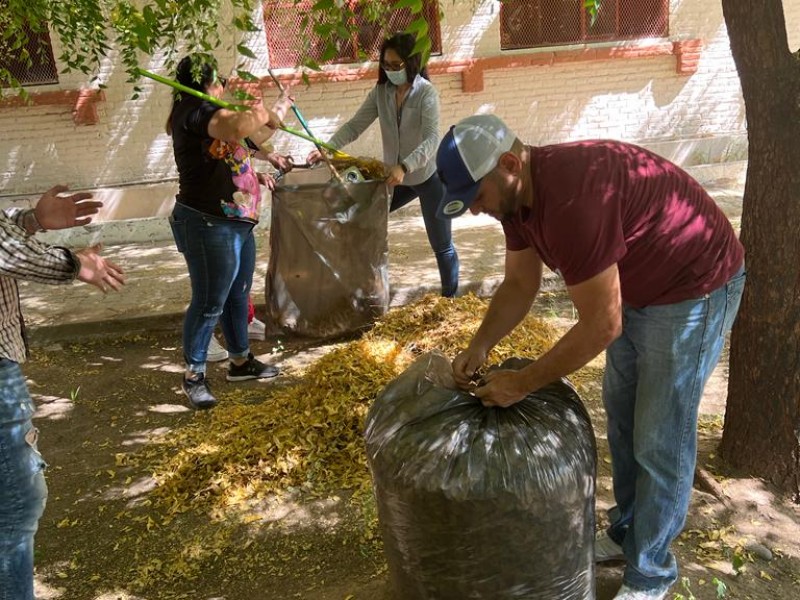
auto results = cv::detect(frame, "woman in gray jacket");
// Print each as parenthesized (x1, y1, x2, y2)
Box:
(308, 32, 459, 297)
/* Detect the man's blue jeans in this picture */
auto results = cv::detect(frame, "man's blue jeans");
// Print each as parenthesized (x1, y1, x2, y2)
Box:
(0, 359, 47, 600)
(391, 173, 460, 297)
(170, 203, 256, 374)
(603, 266, 746, 591)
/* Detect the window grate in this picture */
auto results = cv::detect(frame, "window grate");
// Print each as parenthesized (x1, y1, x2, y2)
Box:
(0, 22, 59, 86)
(500, 0, 669, 50)
(263, 0, 442, 69)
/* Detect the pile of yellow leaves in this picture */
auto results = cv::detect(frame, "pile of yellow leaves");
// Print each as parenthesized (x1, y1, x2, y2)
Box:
(146, 294, 580, 513)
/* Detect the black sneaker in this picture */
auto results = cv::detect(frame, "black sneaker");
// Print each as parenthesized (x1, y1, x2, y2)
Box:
(182, 374, 218, 410)
(227, 353, 280, 382)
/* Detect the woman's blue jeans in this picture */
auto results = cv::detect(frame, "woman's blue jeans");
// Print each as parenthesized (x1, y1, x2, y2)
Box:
(603, 266, 746, 591)
(391, 173, 459, 297)
(0, 359, 47, 600)
(170, 203, 256, 374)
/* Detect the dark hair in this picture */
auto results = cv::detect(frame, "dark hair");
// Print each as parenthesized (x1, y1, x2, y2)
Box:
(165, 53, 219, 135)
(377, 32, 429, 84)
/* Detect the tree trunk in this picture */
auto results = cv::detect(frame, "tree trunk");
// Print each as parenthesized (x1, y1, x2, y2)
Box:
(720, 0, 800, 501)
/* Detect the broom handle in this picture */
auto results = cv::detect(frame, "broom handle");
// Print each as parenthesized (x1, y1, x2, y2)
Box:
(139, 67, 350, 179)
(267, 69, 348, 185)
(135, 68, 246, 111)
(276, 125, 346, 156)
(268, 69, 316, 140)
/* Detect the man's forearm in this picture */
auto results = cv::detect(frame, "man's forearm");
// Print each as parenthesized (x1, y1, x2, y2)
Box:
(470, 279, 538, 353)
(0, 216, 77, 283)
(515, 319, 615, 393)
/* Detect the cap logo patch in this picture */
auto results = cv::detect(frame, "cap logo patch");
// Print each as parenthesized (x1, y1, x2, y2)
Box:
(442, 200, 465, 216)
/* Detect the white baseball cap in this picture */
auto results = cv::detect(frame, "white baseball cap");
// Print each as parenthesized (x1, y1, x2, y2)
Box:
(436, 114, 516, 218)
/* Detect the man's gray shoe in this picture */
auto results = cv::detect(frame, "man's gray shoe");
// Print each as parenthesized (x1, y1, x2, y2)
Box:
(596, 530, 626, 563)
(182, 374, 218, 409)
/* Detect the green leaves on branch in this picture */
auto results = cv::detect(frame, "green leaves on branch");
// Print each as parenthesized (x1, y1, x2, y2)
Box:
(1, 0, 436, 97)
(290, 0, 432, 72)
(394, 0, 421, 9)
(1, 0, 260, 95)
(583, 0, 602, 27)
(236, 43, 257, 60)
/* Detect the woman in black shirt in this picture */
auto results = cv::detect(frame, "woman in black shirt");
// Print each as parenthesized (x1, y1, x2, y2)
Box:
(167, 53, 290, 409)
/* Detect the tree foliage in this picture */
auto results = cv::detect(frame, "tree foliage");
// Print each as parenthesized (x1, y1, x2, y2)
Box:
(0, 0, 432, 96)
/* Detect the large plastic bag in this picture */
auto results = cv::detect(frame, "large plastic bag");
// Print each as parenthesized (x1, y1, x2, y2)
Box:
(365, 352, 597, 599)
(266, 167, 390, 338)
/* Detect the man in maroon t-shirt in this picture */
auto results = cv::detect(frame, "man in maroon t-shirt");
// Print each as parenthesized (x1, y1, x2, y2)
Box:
(435, 115, 745, 600)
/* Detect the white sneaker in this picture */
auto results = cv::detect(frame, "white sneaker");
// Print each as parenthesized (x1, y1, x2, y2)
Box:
(206, 336, 228, 362)
(596, 530, 626, 563)
(247, 317, 266, 341)
(614, 583, 669, 600)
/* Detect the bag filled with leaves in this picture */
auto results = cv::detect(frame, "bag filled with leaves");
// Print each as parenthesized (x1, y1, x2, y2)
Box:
(365, 352, 597, 600)
(267, 167, 390, 338)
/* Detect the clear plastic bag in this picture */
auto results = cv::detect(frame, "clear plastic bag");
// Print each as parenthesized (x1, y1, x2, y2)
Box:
(266, 168, 390, 338)
(365, 352, 597, 599)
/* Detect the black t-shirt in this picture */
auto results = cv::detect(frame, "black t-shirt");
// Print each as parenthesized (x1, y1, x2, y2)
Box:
(171, 96, 262, 223)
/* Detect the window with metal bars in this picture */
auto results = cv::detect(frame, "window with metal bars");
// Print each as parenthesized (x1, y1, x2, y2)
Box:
(500, 0, 669, 50)
(263, 0, 442, 69)
(0, 22, 59, 87)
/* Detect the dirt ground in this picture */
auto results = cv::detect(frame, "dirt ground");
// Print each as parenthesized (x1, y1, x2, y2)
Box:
(24, 291, 800, 600)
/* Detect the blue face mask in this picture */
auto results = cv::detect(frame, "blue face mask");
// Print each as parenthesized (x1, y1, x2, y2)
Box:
(386, 69, 408, 86)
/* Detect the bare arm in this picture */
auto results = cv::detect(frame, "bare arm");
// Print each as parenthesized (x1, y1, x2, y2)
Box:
(452, 247, 543, 387)
(207, 103, 273, 143)
(270, 91, 293, 124)
(475, 263, 623, 406)
(247, 93, 293, 152)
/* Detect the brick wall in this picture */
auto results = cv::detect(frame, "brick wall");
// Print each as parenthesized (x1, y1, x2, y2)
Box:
(1, 0, 797, 225)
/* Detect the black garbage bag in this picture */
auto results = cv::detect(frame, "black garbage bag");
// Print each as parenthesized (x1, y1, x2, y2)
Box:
(266, 167, 390, 338)
(364, 352, 597, 599)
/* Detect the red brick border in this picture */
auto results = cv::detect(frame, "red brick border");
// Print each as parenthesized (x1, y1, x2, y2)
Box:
(258, 39, 702, 93)
(0, 39, 702, 116)
(673, 39, 703, 75)
(0, 89, 105, 125)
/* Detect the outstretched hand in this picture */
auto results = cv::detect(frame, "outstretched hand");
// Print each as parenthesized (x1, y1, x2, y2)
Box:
(34, 185, 103, 231)
(75, 244, 126, 294)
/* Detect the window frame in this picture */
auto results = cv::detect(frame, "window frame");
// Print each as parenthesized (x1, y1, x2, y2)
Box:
(0, 23, 59, 87)
(263, 0, 443, 70)
(499, 0, 670, 52)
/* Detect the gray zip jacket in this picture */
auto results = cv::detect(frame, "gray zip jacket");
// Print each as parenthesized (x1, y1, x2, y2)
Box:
(328, 75, 440, 187)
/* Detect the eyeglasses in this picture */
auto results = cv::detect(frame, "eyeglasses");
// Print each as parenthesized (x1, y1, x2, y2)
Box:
(381, 60, 405, 71)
